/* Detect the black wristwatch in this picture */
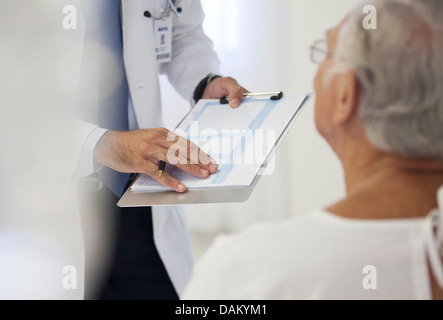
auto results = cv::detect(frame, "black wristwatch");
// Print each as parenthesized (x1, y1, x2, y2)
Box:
(193, 73, 222, 104)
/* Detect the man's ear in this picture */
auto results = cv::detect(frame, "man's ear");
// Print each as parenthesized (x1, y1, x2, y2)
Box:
(333, 69, 359, 125)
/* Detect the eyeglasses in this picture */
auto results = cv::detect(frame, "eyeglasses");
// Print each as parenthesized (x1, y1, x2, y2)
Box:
(310, 39, 332, 64)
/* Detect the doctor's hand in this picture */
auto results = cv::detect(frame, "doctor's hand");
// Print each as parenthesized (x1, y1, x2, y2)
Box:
(202, 76, 248, 109)
(93, 128, 218, 193)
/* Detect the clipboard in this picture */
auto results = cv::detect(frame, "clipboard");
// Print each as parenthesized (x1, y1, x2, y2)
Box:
(117, 92, 312, 207)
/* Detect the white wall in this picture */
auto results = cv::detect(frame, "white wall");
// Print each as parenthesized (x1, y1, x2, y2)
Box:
(0, 0, 85, 299)
(160, 0, 359, 259)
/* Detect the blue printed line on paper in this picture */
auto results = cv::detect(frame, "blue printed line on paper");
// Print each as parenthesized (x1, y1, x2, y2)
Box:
(211, 100, 278, 184)
(184, 101, 220, 133)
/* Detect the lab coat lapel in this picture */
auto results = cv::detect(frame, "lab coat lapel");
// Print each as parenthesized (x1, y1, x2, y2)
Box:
(121, 0, 161, 129)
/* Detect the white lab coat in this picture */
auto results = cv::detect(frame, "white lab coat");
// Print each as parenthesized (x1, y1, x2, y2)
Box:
(76, 0, 220, 296)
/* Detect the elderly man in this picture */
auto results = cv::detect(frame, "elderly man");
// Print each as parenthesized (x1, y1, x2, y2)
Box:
(181, 0, 443, 300)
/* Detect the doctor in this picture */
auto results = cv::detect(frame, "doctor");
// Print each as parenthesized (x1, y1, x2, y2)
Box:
(76, 0, 247, 300)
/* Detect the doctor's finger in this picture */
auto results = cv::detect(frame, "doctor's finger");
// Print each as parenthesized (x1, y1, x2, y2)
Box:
(152, 144, 213, 179)
(173, 163, 212, 179)
(166, 145, 218, 175)
(142, 161, 187, 193)
(160, 138, 218, 170)
(223, 78, 249, 109)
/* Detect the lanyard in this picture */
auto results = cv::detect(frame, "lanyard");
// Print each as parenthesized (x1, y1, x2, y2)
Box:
(153, 0, 182, 20)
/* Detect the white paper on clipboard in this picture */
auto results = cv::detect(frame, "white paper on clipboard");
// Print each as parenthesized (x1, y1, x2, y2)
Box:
(130, 92, 311, 192)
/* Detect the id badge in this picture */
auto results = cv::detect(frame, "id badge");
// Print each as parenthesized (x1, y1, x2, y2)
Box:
(154, 16, 172, 63)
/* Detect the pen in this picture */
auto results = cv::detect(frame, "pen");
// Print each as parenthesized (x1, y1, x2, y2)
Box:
(219, 91, 283, 104)
(158, 160, 166, 177)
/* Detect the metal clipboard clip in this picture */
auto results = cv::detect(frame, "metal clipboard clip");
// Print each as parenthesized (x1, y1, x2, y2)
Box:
(219, 91, 284, 105)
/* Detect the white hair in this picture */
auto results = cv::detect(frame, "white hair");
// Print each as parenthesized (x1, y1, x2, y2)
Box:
(334, 0, 443, 160)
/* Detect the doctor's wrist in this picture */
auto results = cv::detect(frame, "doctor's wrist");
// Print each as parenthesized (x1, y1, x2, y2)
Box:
(193, 73, 222, 104)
